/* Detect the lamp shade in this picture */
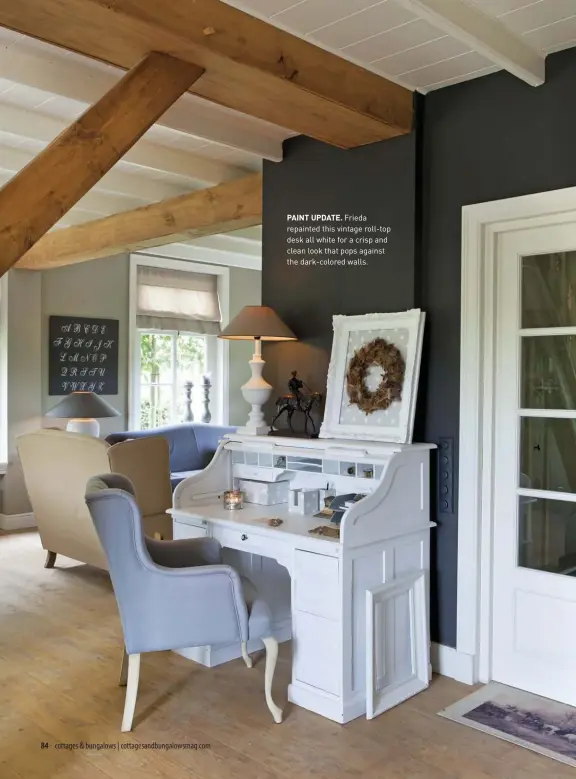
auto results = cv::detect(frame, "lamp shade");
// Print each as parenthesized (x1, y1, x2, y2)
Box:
(46, 391, 120, 420)
(219, 306, 296, 341)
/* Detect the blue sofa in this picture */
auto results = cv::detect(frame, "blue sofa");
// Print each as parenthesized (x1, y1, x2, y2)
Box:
(106, 423, 235, 490)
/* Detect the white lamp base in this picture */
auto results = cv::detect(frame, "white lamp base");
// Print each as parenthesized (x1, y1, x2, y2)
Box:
(66, 418, 100, 437)
(237, 341, 272, 436)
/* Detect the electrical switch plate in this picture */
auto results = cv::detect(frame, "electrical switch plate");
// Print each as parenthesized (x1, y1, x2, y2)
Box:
(437, 437, 454, 514)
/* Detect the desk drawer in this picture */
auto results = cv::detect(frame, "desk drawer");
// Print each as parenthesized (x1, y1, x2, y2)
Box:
(294, 550, 340, 621)
(173, 518, 208, 540)
(212, 526, 271, 555)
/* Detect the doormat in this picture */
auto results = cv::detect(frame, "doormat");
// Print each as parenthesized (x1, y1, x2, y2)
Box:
(439, 683, 576, 768)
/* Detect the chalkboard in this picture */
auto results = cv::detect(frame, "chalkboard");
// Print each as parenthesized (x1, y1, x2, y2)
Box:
(49, 316, 119, 396)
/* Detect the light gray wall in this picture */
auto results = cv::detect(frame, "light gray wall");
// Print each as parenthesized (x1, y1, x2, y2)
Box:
(2, 270, 43, 515)
(2, 256, 129, 515)
(41, 254, 130, 437)
(1, 257, 261, 514)
(228, 267, 262, 426)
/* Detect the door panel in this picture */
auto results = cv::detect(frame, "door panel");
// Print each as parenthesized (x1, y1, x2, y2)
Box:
(492, 224, 576, 706)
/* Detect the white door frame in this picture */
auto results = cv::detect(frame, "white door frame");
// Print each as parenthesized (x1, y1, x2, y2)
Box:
(458, 185, 576, 684)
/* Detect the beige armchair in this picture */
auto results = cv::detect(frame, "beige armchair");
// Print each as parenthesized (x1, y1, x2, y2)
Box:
(17, 429, 173, 570)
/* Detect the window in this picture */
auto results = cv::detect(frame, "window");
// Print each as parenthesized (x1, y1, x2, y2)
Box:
(130, 256, 229, 430)
(138, 330, 211, 429)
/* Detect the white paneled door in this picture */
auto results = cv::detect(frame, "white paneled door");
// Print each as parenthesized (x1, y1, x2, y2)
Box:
(492, 222, 576, 705)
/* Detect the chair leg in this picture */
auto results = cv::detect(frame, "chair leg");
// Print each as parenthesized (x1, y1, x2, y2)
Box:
(118, 647, 128, 687)
(241, 641, 253, 669)
(121, 653, 140, 732)
(262, 636, 283, 724)
(44, 551, 57, 568)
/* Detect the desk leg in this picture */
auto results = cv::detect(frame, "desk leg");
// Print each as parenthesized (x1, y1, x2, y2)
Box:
(263, 636, 283, 724)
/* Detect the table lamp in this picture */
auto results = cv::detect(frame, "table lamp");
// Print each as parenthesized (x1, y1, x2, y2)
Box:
(219, 305, 296, 435)
(46, 391, 120, 437)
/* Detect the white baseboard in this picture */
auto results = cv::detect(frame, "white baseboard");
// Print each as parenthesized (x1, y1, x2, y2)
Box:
(288, 682, 345, 724)
(431, 642, 476, 685)
(0, 512, 36, 531)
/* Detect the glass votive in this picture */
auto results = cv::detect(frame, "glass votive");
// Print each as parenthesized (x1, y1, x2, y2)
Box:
(223, 489, 243, 510)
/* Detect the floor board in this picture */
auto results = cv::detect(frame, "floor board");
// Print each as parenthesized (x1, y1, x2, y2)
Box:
(0, 529, 571, 779)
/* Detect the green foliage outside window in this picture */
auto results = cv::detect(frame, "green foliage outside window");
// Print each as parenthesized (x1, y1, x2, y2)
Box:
(139, 332, 206, 429)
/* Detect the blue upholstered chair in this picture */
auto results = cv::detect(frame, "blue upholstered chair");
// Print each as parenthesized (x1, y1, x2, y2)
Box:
(85, 473, 283, 731)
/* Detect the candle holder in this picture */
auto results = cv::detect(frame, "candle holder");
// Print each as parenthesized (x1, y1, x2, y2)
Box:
(223, 490, 243, 510)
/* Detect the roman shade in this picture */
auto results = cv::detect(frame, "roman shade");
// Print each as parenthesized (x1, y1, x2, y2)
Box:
(136, 266, 221, 335)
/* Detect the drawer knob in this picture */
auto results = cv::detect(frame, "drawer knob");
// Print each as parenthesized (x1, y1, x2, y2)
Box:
(241, 533, 248, 541)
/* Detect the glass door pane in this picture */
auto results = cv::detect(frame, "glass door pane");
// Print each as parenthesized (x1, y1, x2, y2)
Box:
(518, 252, 576, 575)
(521, 335, 576, 409)
(518, 496, 576, 575)
(520, 417, 576, 493)
(522, 252, 576, 328)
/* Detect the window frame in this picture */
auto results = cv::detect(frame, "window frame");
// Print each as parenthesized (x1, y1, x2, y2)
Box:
(129, 254, 229, 430)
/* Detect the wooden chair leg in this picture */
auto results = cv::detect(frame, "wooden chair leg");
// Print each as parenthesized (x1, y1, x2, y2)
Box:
(241, 641, 253, 668)
(44, 551, 57, 568)
(118, 647, 128, 687)
(262, 636, 283, 724)
(121, 653, 140, 732)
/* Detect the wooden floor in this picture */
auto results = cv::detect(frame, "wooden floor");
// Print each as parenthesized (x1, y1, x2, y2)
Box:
(0, 530, 571, 779)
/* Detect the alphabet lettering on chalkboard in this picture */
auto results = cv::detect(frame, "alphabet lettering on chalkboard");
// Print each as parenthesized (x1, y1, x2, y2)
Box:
(49, 316, 119, 396)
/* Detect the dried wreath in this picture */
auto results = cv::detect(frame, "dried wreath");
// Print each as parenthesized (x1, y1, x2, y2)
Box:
(346, 337, 405, 414)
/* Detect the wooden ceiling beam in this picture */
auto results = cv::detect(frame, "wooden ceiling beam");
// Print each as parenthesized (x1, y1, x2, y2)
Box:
(0, 52, 204, 277)
(0, 0, 414, 147)
(17, 174, 263, 271)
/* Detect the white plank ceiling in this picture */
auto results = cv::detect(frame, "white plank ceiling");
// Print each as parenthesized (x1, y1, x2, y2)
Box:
(226, 0, 576, 91)
(1, 1, 575, 270)
(0, 27, 291, 269)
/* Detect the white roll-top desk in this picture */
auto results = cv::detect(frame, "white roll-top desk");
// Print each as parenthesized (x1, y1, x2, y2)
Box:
(170, 433, 435, 724)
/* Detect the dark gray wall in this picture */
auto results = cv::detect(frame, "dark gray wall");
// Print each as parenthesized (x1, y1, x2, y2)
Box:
(421, 46, 576, 646)
(262, 133, 418, 399)
(262, 47, 576, 649)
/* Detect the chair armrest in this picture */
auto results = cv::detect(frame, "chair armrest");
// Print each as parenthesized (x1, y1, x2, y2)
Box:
(120, 563, 250, 653)
(145, 536, 222, 568)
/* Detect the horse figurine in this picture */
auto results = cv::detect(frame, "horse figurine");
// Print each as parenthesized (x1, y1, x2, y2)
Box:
(270, 371, 323, 437)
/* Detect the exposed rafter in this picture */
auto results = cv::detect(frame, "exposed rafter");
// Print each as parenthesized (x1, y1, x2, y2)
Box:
(18, 174, 263, 270)
(0, 104, 249, 187)
(396, 0, 545, 87)
(0, 52, 204, 276)
(0, 36, 286, 161)
(0, 0, 414, 147)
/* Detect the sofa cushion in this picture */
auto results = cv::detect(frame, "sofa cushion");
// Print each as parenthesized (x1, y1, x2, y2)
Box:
(106, 423, 236, 476)
(170, 470, 202, 490)
(193, 424, 237, 466)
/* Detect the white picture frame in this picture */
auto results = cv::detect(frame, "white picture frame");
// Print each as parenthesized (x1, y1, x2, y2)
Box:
(319, 310, 425, 443)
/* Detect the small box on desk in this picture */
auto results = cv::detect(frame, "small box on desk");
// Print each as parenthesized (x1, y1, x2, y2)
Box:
(289, 488, 320, 515)
(238, 478, 289, 505)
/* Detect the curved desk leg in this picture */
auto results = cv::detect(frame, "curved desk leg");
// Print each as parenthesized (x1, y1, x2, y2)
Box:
(262, 636, 283, 723)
